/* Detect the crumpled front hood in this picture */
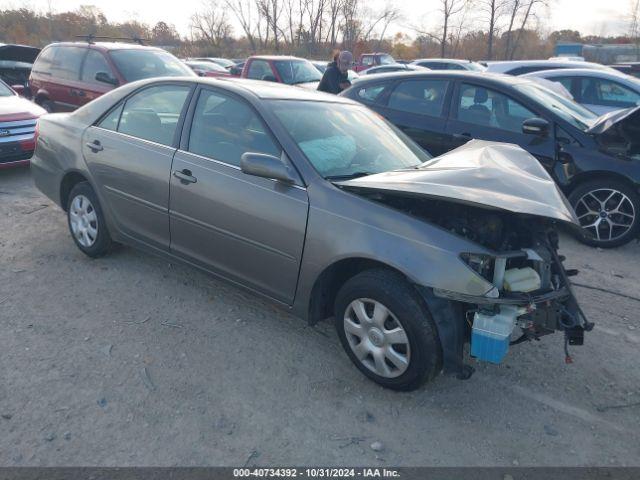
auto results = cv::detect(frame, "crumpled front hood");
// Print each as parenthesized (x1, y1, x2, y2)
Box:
(338, 140, 579, 225)
(587, 105, 640, 135)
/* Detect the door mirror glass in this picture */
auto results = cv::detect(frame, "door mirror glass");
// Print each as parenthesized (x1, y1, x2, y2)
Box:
(95, 71, 118, 86)
(522, 117, 550, 136)
(241, 152, 295, 183)
(11, 84, 25, 96)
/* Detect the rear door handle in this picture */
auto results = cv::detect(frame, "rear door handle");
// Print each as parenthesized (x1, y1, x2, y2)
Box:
(453, 132, 472, 141)
(85, 140, 103, 152)
(173, 169, 197, 184)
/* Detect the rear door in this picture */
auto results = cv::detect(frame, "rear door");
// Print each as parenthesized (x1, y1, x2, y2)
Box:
(82, 82, 193, 251)
(446, 81, 556, 171)
(169, 87, 309, 304)
(374, 77, 452, 156)
(78, 49, 117, 105)
(48, 46, 88, 111)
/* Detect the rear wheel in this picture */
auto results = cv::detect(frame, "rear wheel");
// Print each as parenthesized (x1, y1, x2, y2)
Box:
(39, 99, 55, 113)
(334, 269, 442, 391)
(67, 182, 112, 257)
(568, 180, 639, 248)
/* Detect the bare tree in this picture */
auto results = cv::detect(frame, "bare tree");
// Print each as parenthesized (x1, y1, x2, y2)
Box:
(225, 0, 259, 51)
(479, 0, 508, 59)
(190, 0, 233, 49)
(437, 0, 469, 57)
(630, 0, 640, 40)
(509, 0, 547, 59)
(256, 0, 285, 51)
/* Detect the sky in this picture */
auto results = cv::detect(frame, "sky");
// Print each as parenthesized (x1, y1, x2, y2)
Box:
(12, 0, 633, 39)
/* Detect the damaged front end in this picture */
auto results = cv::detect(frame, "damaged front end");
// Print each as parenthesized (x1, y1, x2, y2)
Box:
(338, 140, 593, 375)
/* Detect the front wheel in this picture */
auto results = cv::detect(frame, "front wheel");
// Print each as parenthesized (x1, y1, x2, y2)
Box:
(67, 182, 112, 257)
(568, 180, 639, 248)
(334, 269, 442, 391)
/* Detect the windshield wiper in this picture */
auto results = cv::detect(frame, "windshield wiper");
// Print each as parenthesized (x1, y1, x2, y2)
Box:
(326, 171, 374, 181)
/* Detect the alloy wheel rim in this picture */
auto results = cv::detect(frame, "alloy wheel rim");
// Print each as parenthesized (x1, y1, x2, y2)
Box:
(69, 194, 98, 248)
(343, 298, 410, 378)
(574, 188, 635, 242)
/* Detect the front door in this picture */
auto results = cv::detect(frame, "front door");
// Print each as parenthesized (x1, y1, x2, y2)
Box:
(169, 88, 308, 304)
(77, 49, 116, 106)
(376, 77, 452, 156)
(446, 82, 556, 172)
(82, 83, 192, 250)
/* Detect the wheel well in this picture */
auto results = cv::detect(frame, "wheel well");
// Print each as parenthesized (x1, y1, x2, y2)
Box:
(566, 171, 640, 197)
(308, 258, 408, 324)
(60, 172, 89, 211)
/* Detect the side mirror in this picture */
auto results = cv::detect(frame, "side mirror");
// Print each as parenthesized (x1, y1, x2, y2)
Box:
(240, 152, 296, 184)
(95, 71, 118, 86)
(522, 117, 550, 136)
(11, 84, 25, 96)
(261, 74, 277, 82)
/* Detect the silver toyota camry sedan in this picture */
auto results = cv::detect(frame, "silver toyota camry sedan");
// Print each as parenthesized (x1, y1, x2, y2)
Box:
(31, 76, 592, 390)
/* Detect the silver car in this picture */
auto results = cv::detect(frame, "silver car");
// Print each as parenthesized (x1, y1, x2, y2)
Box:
(31, 77, 592, 390)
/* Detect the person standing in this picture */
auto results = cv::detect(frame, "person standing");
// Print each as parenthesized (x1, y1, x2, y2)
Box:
(317, 51, 353, 94)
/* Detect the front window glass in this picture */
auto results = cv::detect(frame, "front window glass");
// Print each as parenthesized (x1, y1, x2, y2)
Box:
(0, 81, 13, 96)
(389, 79, 449, 117)
(118, 84, 190, 145)
(188, 90, 280, 166)
(515, 82, 597, 131)
(82, 50, 114, 84)
(247, 60, 273, 80)
(379, 54, 395, 65)
(271, 101, 431, 179)
(581, 78, 640, 108)
(273, 60, 322, 85)
(109, 49, 193, 82)
(457, 83, 538, 133)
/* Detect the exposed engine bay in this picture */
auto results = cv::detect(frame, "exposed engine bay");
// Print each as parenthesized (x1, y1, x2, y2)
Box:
(346, 188, 594, 369)
(336, 140, 593, 373)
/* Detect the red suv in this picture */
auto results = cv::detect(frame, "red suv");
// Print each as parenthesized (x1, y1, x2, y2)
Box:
(241, 56, 322, 89)
(29, 40, 194, 112)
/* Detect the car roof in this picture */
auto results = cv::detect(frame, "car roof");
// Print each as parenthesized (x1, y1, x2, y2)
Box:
(349, 70, 531, 86)
(194, 77, 355, 102)
(44, 41, 163, 52)
(412, 58, 473, 63)
(522, 68, 638, 81)
(485, 59, 610, 71)
(248, 55, 307, 61)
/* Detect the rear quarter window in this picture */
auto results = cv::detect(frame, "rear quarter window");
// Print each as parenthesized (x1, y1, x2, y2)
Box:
(356, 84, 388, 103)
(32, 47, 57, 75)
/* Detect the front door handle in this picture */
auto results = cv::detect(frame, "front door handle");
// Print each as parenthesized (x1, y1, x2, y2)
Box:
(85, 140, 103, 152)
(173, 169, 197, 184)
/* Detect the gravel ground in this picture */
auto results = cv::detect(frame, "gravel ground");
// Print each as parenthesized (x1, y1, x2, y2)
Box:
(1, 165, 640, 467)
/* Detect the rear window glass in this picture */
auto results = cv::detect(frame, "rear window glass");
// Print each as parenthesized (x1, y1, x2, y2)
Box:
(388, 79, 448, 117)
(109, 49, 193, 82)
(118, 85, 191, 145)
(33, 47, 57, 74)
(50, 47, 86, 80)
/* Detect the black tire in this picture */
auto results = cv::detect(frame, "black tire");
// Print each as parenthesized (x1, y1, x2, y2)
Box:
(66, 182, 112, 258)
(334, 269, 442, 391)
(39, 99, 55, 113)
(568, 180, 640, 248)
